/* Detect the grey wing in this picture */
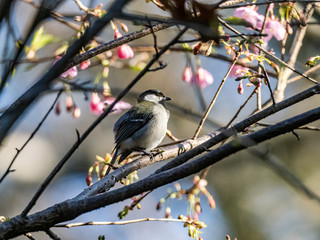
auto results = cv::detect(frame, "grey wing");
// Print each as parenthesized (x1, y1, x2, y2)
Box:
(113, 107, 153, 147)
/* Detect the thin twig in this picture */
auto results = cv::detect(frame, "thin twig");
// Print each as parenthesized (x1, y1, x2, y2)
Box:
(219, 0, 320, 9)
(45, 229, 61, 240)
(24, 233, 37, 240)
(54, 217, 192, 228)
(256, 3, 271, 111)
(193, 52, 240, 139)
(287, 64, 320, 84)
(0, 91, 62, 184)
(259, 63, 276, 105)
(257, 122, 320, 131)
(74, 0, 90, 13)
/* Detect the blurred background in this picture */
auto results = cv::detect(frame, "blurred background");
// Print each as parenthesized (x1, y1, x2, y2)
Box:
(0, 0, 320, 239)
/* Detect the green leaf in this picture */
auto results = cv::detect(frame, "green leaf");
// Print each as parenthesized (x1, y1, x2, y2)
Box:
(28, 26, 58, 54)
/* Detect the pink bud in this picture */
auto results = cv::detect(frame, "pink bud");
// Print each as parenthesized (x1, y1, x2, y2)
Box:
(80, 59, 91, 70)
(191, 68, 214, 88)
(65, 96, 73, 112)
(182, 66, 192, 83)
(55, 101, 61, 115)
(193, 42, 202, 55)
(73, 106, 81, 119)
(117, 44, 134, 59)
(120, 22, 129, 32)
(54, 56, 78, 79)
(104, 96, 131, 114)
(114, 29, 122, 39)
(237, 81, 244, 94)
(90, 92, 104, 115)
(86, 174, 92, 186)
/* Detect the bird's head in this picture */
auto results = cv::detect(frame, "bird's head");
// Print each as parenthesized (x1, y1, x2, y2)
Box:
(138, 89, 172, 104)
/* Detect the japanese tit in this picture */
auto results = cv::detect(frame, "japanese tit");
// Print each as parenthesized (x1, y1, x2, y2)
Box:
(106, 89, 171, 175)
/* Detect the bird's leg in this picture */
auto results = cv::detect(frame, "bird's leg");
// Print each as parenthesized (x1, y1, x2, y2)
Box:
(141, 150, 154, 161)
(152, 147, 165, 154)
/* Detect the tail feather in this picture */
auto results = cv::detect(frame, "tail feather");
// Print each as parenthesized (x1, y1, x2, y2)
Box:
(105, 149, 132, 175)
(105, 149, 119, 175)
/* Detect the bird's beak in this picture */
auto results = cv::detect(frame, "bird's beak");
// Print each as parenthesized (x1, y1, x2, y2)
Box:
(164, 96, 172, 101)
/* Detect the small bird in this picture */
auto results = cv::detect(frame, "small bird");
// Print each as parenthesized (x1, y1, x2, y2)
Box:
(106, 89, 171, 175)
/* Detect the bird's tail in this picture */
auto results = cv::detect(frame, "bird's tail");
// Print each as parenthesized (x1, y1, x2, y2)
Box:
(105, 149, 119, 175)
(105, 150, 132, 176)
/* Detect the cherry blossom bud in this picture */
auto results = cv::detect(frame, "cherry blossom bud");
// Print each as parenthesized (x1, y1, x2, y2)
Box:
(286, 22, 293, 35)
(165, 207, 171, 218)
(100, 165, 108, 179)
(208, 195, 216, 209)
(104, 96, 131, 114)
(193, 42, 202, 55)
(65, 96, 73, 112)
(86, 174, 92, 186)
(73, 106, 81, 119)
(80, 59, 91, 70)
(114, 28, 122, 39)
(119, 22, 129, 32)
(205, 42, 213, 56)
(306, 56, 320, 67)
(237, 81, 244, 94)
(193, 212, 199, 221)
(103, 80, 111, 98)
(271, 62, 280, 73)
(182, 66, 192, 83)
(156, 198, 165, 210)
(53, 56, 78, 79)
(55, 101, 61, 115)
(191, 68, 214, 88)
(90, 92, 104, 115)
(195, 202, 202, 214)
(117, 44, 134, 59)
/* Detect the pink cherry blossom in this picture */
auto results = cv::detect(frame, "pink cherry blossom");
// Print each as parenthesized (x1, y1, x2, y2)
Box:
(234, 6, 264, 29)
(182, 66, 192, 83)
(114, 28, 134, 59)
(90, 93, 131, 115)
(234, 7, 285, 45)
(80, 59, 91, 70)
(90, 92, 105, 115)
(264, 19, 286, 41)
(237, 81, 244, 95)
(230, 64, 249, 77)
(191, 68, 214, 88)
(104, 96, 131, 114)
(54, 56, 78, 79)
(117, 44, 134, 59)
(114, 28, 122, 39)
(73, 106, 81, 119)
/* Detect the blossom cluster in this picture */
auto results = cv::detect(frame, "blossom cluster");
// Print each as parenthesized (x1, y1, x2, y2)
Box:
(234, 5, 286, 46)
(182, 66, 214, 88)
